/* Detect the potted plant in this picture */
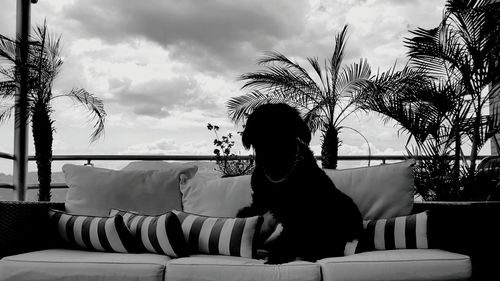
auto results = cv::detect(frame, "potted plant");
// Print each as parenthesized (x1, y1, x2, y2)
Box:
(207, 123, 254, 177)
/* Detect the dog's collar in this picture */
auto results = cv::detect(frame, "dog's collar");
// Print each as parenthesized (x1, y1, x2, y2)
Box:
(263, 155, 301, 184)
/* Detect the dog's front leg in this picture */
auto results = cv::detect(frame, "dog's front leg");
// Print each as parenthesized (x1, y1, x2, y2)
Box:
(236, 205, 262, 218)
(236, 182, 269, 217)
(264, 227, 296, 264)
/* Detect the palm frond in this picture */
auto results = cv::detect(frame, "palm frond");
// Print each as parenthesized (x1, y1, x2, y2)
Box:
(333, 98, 361, 128)
(53, 88, 106, 142)
(0, 104, 15, 124)
(446, 0, 497, 54)
(303, 101, 330, 133)
(479, 80, 500, 109)
(405, 25, 465, 79)
(357, 65, 449, 144)
(242, 51, 324, 104)
(0, 80, 16, 100)
(307, 56, 327, 92)
(256, 51, 320, 92)
(365, 94, 433, 143)
(439, 97, 471, 147)
(0, 64, 16, 81)
(336, 58, 371, 99)
(329, 25, 349, 95)
(0, 34, 18, 63)
(358, 64, 428, 109)
(29, 21, 64, 100)
(407, 0, 499, 91)
(239, 68, 321, 107)
(227, 90, 306, 124)
(477, 102, 500, 146)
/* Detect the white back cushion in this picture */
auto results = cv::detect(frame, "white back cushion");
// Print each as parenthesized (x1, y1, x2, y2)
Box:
(180, 160, 415, 220)
(180, 175, 252, 217)
(324, 160, 415, 220)
(63, 164, 198, 216)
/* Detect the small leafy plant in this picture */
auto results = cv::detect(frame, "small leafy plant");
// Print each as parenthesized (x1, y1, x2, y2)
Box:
(207, 123, 254, 178)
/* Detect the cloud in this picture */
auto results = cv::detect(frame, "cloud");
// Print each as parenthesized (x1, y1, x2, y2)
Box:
(339, 142, 404, 156)
(0, 1, 16, 36)
(62, 0, 309, 74)
(310, 140, 406, 169)
(2, 0, 445, 77)
(343, 0, 443, 69)
(50, 39, 238, 120)
(0, 0, 449, 170)
(106, 76, 218, 118)
(122, 138, 211, 155)
(52, 139, 70, 153)
(0, 143, 8, 153)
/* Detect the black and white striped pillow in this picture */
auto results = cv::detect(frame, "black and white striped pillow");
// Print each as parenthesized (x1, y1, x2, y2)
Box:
(109, 209, 188, 257)
(48, 209, 136, 253)
(172, 210, 263, 258)
(360, 211, 429, 251)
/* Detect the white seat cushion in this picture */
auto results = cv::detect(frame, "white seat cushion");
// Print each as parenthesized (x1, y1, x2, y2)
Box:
(0, 249, 171, 281)
(166, 255, 321, 281)
(318, 249, 471, 281)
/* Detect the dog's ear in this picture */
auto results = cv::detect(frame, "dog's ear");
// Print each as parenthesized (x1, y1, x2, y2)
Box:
(242, 129, 252, 150)
(296, 114, 311, 145)
(241, 116, 255, 150)
(241, 104, 270, 150)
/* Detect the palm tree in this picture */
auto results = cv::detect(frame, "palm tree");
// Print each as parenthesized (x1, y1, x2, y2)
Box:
(0, 22, 106, 201)
(227, 25, 371, 169)
(358, 0, 500, 200)
(358, 65, 472, 199)
(405, 0, 500, 177)
(359, 65, 467, 164)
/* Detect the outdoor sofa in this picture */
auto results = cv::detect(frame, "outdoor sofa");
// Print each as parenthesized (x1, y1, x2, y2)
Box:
(0, 160, 498, 281)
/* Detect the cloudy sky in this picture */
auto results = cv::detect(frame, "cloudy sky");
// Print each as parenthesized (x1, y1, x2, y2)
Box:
(1, 0, 487, 174)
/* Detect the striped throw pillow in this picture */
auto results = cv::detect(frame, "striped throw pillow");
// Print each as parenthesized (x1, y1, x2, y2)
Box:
(48, 209, 136, 253)
(172, 210, 263, 258)
(360, 211, 429, 251)
(109, 209, 189, 257)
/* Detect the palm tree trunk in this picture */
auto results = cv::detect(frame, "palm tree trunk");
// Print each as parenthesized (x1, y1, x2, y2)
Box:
(453, 126, 461, 180)
(321, 125, 339, 169)
(469, 118, 480, 180)
(32, 101, 53, 201)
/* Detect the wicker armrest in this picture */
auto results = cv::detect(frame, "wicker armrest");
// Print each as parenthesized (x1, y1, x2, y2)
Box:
(413, 201, 500, 253)
(0, 201, 65, 258)
(413, 201, 500, 280)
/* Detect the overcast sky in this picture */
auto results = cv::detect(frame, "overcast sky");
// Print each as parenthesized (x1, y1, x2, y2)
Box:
(1, 0, 489, 174)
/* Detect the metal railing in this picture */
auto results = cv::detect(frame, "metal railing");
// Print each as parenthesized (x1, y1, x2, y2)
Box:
(0, 152, 14, 160)
(0, 152, 489, 190)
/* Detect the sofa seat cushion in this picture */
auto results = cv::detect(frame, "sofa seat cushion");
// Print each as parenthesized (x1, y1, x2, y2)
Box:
(318, 249, 471, 281)
(166, 255, 321, 281)
(0, 249, 171, 281)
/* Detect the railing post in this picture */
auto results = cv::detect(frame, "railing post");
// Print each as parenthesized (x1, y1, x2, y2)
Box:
(13, 0, 34, 201)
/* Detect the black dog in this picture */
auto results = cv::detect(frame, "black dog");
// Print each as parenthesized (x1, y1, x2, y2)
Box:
(237, 103, 363, 264)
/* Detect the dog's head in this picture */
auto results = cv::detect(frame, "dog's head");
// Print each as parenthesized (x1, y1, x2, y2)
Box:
(242, 103, 311, 168)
